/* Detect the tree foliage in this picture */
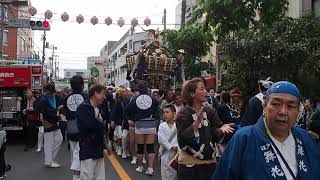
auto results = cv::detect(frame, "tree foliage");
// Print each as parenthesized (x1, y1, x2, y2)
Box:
(193, 0, 288, 38)
(221, 15, 320, 98)
(163, 25, 214, 79)
(90, 67, 99, 78)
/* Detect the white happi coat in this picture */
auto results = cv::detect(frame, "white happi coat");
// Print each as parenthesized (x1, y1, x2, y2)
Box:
(158, 122, 178, 180)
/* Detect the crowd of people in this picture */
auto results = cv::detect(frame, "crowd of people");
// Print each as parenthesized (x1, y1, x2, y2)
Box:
(4, 74, 320, 180)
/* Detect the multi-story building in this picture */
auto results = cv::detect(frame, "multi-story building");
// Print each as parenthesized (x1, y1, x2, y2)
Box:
(87, 56, 101, 70)
(86, 56, 107, 86)
(3, 0, 34, 60)
(99, 41, 116, 86)
(100, 41, 116, 59)
(63, 69, 90, 90)
(175, 0, 317, 27)
(175, 0, 196, 30)
(314, 0, 320, 16)
(287, 0, 320, 17)
(64, 69, 91, 80)
(106, 29, 147, 87)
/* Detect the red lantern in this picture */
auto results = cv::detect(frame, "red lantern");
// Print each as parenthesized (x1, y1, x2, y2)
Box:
(117, 17, 125, 27)
(91, 16, 99, 25)
(144, 17, 151, 26)
(76, 14, 84, 24)
(105, 17, 112, 26)
(131, 18, 138, 27)
(28, 6, 37, 16)
(44, 10, 53, 19)
(61, 12, 69, 22)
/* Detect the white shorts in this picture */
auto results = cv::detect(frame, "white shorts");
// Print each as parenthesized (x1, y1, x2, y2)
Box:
(122, 129, 129, 138)
(80, 158, 105, 180)
(70, 141, 80, 171)
(135, 128, 157, 135)
(134, 120, 157, 135)
(114, 126, 123, 139)
(38, 126, 44, 133)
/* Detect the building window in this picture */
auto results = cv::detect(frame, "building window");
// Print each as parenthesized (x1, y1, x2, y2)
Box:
(20, 38, 26, 52)
(313, 0, 320, 17)
(133, 41, 140, 52)
(3, 31, 8, 46)
(129, 40, 133, 51)
(66, 72, 70, 77)
(30, 37, 33, 47)
(0, 8, 8, 20)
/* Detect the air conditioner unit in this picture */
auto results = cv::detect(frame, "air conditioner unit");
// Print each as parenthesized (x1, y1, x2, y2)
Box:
(12, 0, 28, 6)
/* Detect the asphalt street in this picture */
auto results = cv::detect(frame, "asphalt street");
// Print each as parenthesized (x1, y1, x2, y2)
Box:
(5, 132, 161, 180)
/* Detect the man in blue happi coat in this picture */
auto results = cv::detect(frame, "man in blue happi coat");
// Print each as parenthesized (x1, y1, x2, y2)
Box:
(213, 81, 320, 180)
(241, 77, 273, 126)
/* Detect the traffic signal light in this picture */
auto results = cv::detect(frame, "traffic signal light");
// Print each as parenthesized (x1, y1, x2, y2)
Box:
(30, 20, 50, 31)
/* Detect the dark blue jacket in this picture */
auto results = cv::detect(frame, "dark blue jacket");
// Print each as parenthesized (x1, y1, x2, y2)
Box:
(122, 98, 134, 130)
(77, 99, 106, 160)
(40, 94, 61, 132)
(241, 96, 263, 126)
(110, 100, 127, 126)
(63, 92, 88, 120)
(213, 117, 320, 180)
(217, 103, 241, 144)
(101, 93, 115, 124)
(208, 96, 220, 110)
(125, 95, 159, 122)
(310, 110, 320, 136)
(63, 92, 88, 141)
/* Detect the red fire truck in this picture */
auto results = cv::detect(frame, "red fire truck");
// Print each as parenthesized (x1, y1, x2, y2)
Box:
(0, 60, 47, 131)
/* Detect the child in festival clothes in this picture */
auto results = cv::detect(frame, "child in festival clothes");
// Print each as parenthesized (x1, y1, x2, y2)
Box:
(158, 105, 178, 180)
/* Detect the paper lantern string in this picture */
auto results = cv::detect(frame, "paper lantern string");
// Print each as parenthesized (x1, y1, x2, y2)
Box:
(131, 18, 138, 27)
(76, 14, 84, 24)
(91, 16, 99, 25)
(105, 17, 112, 26)
(27, 7, 180, 27)
(44, 10, 53, 19)
(29, 6, 37, 16)
(61, 12, 69, 22)
(117, 17, 125, 27)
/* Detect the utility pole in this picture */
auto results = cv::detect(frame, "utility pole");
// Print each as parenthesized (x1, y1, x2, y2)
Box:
(57, 61, 59, 80)
(51, 46, 55, 80)
(163, 9, 167, 31)
(54, 59, 57, 80)
(113, 58, 116, 84)
(42, 31, 46, 63)
(181, 0, 187, 28)
(216, 53, 219, 91)
(49, 57, 53, 80)
(180, 0, 187, 82)
(41, 18, 47, 64)
(0, 3, 7, 59)
(49, 44, 58, 80)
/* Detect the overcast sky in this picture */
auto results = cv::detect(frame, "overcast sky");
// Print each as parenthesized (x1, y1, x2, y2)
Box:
(31, 0, 179, 76)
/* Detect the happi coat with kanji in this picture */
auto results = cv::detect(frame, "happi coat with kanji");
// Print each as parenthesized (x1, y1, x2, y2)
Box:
(212, 117, 320, 180)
